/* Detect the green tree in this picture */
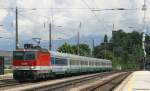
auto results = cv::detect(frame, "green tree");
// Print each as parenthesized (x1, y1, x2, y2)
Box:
(58, 43, 91, 57)
(93, 45, 119, 69)
(110, 30, 143, 70)
(72, 43, 91, 56)
(94, 30, 145, 70)
(57, 42, 74, 54)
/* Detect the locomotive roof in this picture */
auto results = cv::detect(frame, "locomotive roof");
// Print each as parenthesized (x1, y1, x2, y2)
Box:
(15, 48, 49, 53)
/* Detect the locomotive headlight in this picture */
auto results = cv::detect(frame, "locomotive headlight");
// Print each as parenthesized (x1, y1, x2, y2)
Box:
(13, 66, 18, 70)
(31, 66, 35, 69)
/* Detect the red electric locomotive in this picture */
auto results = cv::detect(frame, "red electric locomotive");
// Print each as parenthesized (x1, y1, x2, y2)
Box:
(13, 44, 51, 81)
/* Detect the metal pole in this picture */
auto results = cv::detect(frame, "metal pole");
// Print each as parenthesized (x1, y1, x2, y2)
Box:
(113, 24, 115, 31)
(142, 0, 147, 70)
(16, 7, 19, 49)
(92, 39, 95, 57)
(77, 32, 80, 55)
(49, 23, 52, 50)
(112, 24, 115, 69)
(105, 41, 106, 59)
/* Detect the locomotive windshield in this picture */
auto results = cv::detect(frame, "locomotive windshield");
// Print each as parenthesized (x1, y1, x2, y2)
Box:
(13, 51, 36, 60)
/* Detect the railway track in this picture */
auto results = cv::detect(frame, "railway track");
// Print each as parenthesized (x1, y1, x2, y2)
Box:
(69, 72, 131, 91)
(0, 79, 33, 91)
(0, 79, 19, 88)
(86, 72, 131, 91)
(1, 72, 118, 91)
(33, 72, 115, 91)
(0, 72, 127, 91)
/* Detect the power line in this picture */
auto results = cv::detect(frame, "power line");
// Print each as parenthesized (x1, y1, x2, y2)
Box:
(18, 13, 48, 26)
(19, 12, 49, 20)
(81, 0, 108, 31)
(0, 7, 101, 10)
(19, 13, 70, 37)
(80, 0, 98, 22)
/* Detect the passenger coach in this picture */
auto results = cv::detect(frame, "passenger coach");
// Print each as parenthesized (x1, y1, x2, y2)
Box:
(12, 47, 112, 81)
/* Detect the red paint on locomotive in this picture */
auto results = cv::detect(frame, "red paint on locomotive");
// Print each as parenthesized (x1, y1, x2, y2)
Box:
(13, 50, 51, 67)
(36, 51, 50, 66)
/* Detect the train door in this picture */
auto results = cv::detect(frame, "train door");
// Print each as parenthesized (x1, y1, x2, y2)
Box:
(0, 56, 4, 75)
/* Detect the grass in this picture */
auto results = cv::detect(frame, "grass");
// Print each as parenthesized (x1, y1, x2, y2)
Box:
(4, 69, 12, 74)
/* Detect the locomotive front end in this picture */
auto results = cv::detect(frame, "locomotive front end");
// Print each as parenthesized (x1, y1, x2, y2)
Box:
(12, 50, 37, 80)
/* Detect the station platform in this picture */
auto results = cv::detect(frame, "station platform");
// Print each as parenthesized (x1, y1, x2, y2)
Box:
(0, 73, 12, 80)
(115, 71, 150, 91)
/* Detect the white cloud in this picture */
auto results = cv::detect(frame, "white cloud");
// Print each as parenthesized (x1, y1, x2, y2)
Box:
(0, 0, 149, 41)
(0, 9, 8, 22)
(0, 27, 12, 37)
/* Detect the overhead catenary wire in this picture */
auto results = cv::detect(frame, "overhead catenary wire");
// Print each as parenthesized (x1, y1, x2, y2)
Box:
(81, 0, 102, 23)
(0, 7, 105, 10)
(18, 13, 48, 27)
(0, 1, 147, 38)
(81, 0, 108, 31)
(18, 13, 70, 38)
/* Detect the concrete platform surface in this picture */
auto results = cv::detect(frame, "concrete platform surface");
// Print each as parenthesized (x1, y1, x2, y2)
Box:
(0, 73, 12, 80)
(115, 71, 150, 91)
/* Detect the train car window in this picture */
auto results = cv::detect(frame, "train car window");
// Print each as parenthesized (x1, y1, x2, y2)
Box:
(70, 60, 80, 65)
(77, 60, 80, 65)
(96, 62, 98, 66)
(80, 61, 87, 66)
(70, 60, 73, 65)
(13, 51, 24, 60)
(70, 60, 74, 65)
(91, 62, 94, 66)
(85, 61, 88, 65)
(97, 62, 99, 66)
(55, 58, 67, 66)
(103, 62, 106, 66)
(24, 52, 35, 60)
(89, 61, 92, 66)
(89, 62, 91, 66)
(100, 62, 102, 66)
(102, 62, 104, 65)
(80, 61, 84, 65)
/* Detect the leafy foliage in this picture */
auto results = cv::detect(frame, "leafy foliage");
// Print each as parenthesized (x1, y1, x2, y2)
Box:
(57, 30, 150, 70)
(58, 43, 91, 57)
(94, 31, 146, 70)
(57, 42, 74, 54)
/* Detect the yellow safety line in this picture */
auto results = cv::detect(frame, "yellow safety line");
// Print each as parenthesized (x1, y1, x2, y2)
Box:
(127, 75, 135, 91)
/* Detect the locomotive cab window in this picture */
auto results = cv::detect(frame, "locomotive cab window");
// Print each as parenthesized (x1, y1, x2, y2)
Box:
(13, 52, 24, 60)
(13, 51, 36, 60)
(24, 52, 35, 60)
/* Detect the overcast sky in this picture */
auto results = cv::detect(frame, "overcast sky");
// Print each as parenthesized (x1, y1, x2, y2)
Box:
(0, 0, 149, 50)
